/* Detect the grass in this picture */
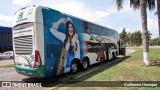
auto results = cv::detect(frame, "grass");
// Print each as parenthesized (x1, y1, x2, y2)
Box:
(53, 49, 160, 90)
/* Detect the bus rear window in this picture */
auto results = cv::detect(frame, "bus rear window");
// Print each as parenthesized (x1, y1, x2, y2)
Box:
(13, 22, 34, 30)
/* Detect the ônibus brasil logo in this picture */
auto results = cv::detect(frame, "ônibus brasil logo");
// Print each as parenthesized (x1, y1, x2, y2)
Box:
(18, 11, 23, 19)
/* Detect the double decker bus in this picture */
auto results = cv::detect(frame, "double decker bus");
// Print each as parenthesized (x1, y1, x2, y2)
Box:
(12, 5, 125, 78)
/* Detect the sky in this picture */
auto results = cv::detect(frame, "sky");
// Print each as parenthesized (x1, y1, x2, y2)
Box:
(0, 0, 158, 38)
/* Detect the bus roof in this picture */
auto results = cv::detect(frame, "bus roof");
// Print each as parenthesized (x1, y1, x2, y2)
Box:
(13, 5, 118, 34)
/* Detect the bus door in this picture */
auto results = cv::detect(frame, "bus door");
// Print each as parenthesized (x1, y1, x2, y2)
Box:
(108, 44, 113, 60)
(119, 41, 126, 55)
(105, 44, 109, 60)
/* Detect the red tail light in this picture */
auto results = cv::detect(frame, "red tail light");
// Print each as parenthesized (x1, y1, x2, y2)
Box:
(33, 50, 42, 68)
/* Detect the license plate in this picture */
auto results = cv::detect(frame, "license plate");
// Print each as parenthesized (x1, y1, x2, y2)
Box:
(21, 70, 26, 73)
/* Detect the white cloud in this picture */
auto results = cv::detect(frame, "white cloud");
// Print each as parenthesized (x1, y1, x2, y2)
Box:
(138, 18, 158, 38)
(147, 18, 158, 31)
(107, 1, 131, 14)
(139, 18, 158, 31)
(0, 15, 12, 23)
(95, 11, 110, 20)
(12, 0, 31, 6)
(0, 14, 13, 27)
(106, 6, 118, 14)
(34, 0, 110, 25)
(54, 0, 110, 23)
(106, 25, 112, 28)
(147, 18, 158, 39)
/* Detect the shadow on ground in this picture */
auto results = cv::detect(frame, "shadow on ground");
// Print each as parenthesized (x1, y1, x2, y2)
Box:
(22, 56, 131, 87)
(150, 60, 160, 66)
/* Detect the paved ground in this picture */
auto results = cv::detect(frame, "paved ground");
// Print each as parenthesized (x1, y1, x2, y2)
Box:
(0, 59, 14, 66)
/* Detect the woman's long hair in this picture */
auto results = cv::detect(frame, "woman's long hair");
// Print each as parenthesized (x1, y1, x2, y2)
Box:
(64, 21, 75, 53)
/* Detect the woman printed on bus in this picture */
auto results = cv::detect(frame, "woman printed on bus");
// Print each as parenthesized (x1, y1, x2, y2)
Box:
(50, 17, 80, 73)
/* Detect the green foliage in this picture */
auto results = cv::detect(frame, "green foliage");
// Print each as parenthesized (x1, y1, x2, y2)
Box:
(119, 29, 153, 46)
(119, 28, 128, 44)
(115, 0, 156, 47)
(115, 0, 124, 10)
(120, 29, 142, 46)
(115, 0, 155, 11)
(131, 30, 142, 46)
(148, 31, 152, 41)
(149, 37, 159, 46)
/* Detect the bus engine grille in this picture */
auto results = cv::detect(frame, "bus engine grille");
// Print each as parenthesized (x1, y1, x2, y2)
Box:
(14, 35, 33, 55)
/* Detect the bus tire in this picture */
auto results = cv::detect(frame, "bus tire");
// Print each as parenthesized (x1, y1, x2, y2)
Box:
(82, 58, 89, 71)
(70, 60, 78, 75)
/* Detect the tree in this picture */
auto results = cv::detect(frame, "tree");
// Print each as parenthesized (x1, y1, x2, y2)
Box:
(128, 32, 131, 45)
(130, 32, 134, 45)
(119, 28, 128, 43)
(120, 30, 151, 46)
(154, 0, 160, 45)
(115, 0, 155, 65)
(149, 37, 159, 46)
(157, 0, 160, 45)
(148, 31, 152, 41)
(133, 31, 142, 45)
(129, 31, 142, 46)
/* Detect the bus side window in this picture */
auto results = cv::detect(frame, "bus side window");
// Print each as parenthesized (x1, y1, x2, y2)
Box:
(87, 43, 101, 52)
(83, 22, 89, 33)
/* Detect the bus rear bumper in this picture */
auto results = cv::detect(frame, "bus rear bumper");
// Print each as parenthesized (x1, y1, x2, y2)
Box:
(14, 65, 44, 78)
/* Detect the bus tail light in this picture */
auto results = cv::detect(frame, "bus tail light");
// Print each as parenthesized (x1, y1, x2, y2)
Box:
(33, 50, 42, 68)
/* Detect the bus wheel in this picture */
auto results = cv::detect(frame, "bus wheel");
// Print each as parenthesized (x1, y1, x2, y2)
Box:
(82, 58, 89, 71)
(70, 61, 78, 75)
